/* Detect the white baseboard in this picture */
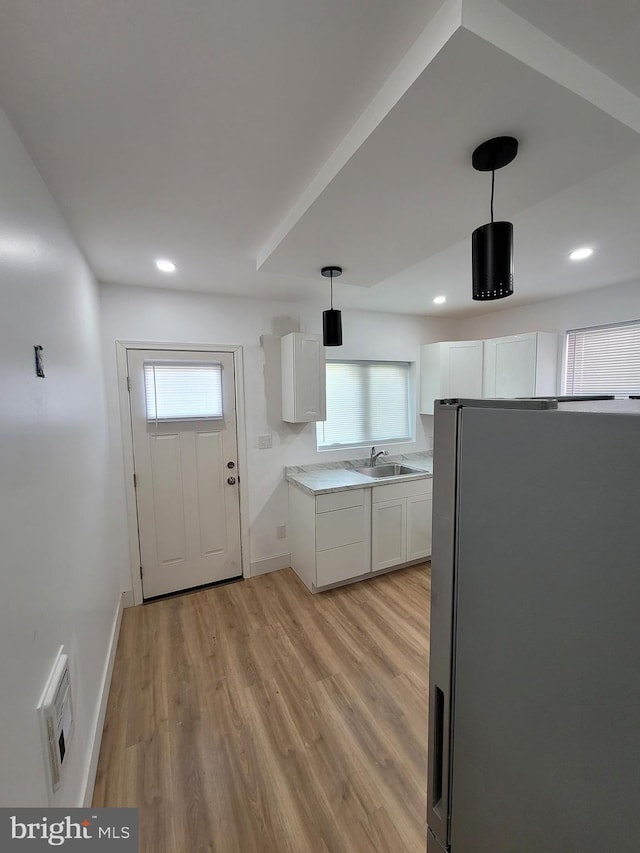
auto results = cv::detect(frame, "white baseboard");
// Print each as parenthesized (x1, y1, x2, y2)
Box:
(121, 589, 134, 609)
(250, 553, 291, 577)
(80, 591, 125, 806)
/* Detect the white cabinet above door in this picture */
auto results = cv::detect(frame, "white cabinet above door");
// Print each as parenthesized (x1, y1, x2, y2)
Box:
(483, 332, 557, 398)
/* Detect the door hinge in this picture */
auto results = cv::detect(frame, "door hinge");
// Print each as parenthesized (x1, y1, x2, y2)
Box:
(139, 565, 143, 579)
(133, 472, 137, 488)
(126, 376, 131, 392)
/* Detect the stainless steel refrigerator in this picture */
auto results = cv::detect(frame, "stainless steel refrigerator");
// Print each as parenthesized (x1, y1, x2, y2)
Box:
(427, 398, 640, 853)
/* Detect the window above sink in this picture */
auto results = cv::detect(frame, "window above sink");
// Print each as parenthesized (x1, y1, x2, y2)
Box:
(316, 360, 414, 450)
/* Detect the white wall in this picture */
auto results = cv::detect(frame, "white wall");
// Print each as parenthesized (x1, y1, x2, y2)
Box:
(98, 283, 456, 584)
(457, 278, 640, 339)
(455, 279, 640, 387)
(0, 110, 121, 806)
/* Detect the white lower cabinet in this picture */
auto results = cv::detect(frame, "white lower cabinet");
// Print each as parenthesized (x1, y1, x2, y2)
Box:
(289, 477, 433, 592)
(289, 486, 371, 592)
(371, 479, 433, 573)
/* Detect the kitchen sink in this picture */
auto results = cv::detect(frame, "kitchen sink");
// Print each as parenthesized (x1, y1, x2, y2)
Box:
(356, 464, 424, 478)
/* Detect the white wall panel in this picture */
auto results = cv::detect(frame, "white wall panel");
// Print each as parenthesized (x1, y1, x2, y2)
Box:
(456, 279, 640, 393)
(0, 108, 121, 806)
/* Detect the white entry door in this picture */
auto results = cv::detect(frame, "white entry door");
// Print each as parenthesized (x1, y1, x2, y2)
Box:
(127, 349, 242, 599)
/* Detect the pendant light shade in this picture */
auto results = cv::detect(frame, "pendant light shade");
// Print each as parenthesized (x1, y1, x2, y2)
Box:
(472, 221, 513, 300)
(321, 266, 343, 346)
(323, 308, 342, 347)
(471, 136, 518, 301)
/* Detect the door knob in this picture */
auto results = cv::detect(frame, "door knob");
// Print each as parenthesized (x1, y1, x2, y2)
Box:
(227, 477, 236, 485)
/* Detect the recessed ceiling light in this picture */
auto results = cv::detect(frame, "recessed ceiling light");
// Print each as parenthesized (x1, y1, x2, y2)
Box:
(155, 258, 176, 273)
(569, 247, 593, 261)
(433, 295, 447, 304)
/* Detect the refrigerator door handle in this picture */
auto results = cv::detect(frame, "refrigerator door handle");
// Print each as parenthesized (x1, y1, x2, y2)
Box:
(427, 679, 451, 849)
(431, 685, 445, 808)
(427, 678, 451, 844)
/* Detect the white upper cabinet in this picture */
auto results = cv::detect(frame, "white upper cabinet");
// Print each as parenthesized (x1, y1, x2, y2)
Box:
(419, 340, 483, 414)
(281, 332, 326, 423)
(482, 332, 558, 398)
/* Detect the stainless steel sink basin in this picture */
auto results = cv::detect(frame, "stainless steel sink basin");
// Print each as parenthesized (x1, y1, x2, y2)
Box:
(356, 464, 424, 478)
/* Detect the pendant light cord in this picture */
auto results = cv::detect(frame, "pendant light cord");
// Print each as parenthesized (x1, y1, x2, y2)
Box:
(490, 169, 495, 223)
(330, 271, 334, 309)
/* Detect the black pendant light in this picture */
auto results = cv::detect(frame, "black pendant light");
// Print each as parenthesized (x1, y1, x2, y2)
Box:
(321, 266, 343, 346)
(471, 136, 518, 301)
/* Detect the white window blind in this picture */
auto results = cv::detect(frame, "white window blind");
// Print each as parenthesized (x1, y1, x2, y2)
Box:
(144, 362, 223, 421)
(316, 361, 412, 449)
(565, 321, 640, 397)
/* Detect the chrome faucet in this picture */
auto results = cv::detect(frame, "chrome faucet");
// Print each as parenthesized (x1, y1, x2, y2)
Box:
(369, 446, 389, 466)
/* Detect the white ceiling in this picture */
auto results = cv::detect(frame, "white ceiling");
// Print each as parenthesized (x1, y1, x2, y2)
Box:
(0, 0, 639, 317)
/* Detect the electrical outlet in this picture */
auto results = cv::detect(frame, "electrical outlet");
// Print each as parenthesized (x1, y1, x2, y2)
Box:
(276, 524, 286, 539)
(258, 434, 273, 449)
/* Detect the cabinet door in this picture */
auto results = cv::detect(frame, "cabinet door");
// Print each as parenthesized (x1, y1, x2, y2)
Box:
(444, 341, 484, 399)
(483, 333, 537, 397)
(281, 333, 326, 422)
(419, 343, 445, 415)
(372, 498, 406, 571)
(407, 493, 432, 561)
(296, 334, 326, 420)
(420, 341, 483, 414)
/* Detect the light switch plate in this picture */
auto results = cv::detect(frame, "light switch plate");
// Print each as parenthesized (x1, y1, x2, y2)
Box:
(258, 434, 273, 449)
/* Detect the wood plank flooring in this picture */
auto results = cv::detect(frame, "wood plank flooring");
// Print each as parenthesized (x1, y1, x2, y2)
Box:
(93, 564, 431, 852)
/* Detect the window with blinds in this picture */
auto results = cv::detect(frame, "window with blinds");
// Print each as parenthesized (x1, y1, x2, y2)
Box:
(565, 321, 640, 397)
(316, 360, 412, 449)
(144, 362, 223, 420)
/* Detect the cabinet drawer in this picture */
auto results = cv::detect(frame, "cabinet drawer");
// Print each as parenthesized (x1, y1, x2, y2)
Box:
(316, 506, 365, 551)
(316, 542, 368, 587)
(316, 489, 364, 513)
(373, 477, 432, 503)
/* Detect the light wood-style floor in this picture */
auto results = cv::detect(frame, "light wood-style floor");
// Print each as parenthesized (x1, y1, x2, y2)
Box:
(93, 564, 431, 852)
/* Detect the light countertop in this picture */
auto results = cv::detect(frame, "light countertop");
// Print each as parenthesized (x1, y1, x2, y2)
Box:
(285, 453, 433, 496)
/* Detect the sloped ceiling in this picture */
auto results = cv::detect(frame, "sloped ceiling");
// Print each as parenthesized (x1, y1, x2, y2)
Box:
(0, 0, 639, 316)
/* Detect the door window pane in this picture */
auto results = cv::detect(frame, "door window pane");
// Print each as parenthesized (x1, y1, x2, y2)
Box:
(144, 362, 223, 420)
